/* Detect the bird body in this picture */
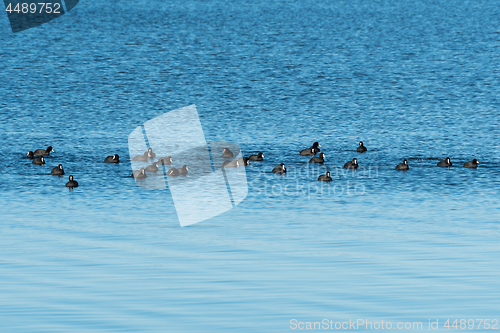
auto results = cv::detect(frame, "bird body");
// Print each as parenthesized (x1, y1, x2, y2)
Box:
(463, 159, 479, 168)
(272, 163, 286, 174)
(157, 156, 172, 165)
(395, 159, 409, 170)
(300, 142, 321, 155)
(309, 152, 325, 163)
(132, 168, 147, 179)
(222, 159, 239, 168)
(437, 157, 452, 167)
(238, 157, 249, 166)
(249, 152, 264, 161)
(26, 151, 34, 159)
(65, 175, 79, 188)
(32, 156, 45, 165)
(318, 172, 332, 181)
(145, 162, 159, 173)
(357, 142, 367, 153)
(34, 146, 54, 156)
(222, 148, 234, 158)
(51, 164, 65, 175)
(344, 158, 358, 169)
(104, 154, 120, 163)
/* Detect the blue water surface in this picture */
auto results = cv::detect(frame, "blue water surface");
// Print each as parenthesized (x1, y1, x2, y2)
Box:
(0, 0, 499, 332)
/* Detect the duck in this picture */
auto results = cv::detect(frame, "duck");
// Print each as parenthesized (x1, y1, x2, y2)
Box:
(300, 142, 321, 155)
(318, 172, 332, 181)
(309, 152, 325, 163)
(104, 154, 119, 163)
(222, 148, 234, 158)
(26, 151, 34, 159)
(238, 157, 250, 166)
(132, 149, 154, 162)
(222, 159, 239, 168)
(32, 156, 45, 165)
(249, 152, 264, 161)
(65, 175, 79, 188)
(180, 165, 189, 176)
(157, 156, 173, 165)
(167, 165, 188, 177)
(145, 162, 159, 173)
(463, 159, 479, 168)
(34, 146, 54, 156)
(437, 157, 452, 167)
(51, 164, 65, 175)
(344, 158, 358, 169)
(132, 168, 147, 179)
(395, 159, 409, 170)
(357, 141, 367, 153)
(272, 163, 286, 174)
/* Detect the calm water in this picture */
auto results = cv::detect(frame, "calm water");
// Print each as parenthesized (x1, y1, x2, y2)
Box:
(1, 0, 500, 331)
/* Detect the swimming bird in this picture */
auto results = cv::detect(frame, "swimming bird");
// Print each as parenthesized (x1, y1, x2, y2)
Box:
(318, 172, 332, 181)
(357, 141, 367, 153)
(309, 152, 325, 163)
(34, 146, 54, 156)
(132, 168, 147, 179)
(167, 167, 180, 177)
(272, 163, 286, 174)
(344, 158, 358, 169)
(132, 149, 154, 162)
(26, 151, 34, 159)
(32, 156, 45, 165)
(249, 152, 264, 161)
(395, 159, 409, 170)
(104, 154, 120, 163)
(463, 159, 479, 168)
(437, 157, 452, 167)
(65, 175, 79, 188)
(300, 142, 321, 155)
(222, 148, 234, 158)
(51, 164, 65, 175)
(222, 159, 239, 168)
(145, 162, 159, 173)
(180, 165, 189, 176)
(238, 157, 249, 166)
(157, 156, 173, 165)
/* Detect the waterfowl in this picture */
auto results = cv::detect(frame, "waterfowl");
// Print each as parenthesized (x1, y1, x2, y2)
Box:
(132, 149, 154, 162)
(344, 158, 358, 169)
(357, 141, 367, 153)
(145, 162, 159, 173)
(222, 148, 234, 158)
(157, 156, 172, 165)
(51, 164, 65, 175)
(26, 151, 34, 159)
(249, 152, 264, 161)
(180, 165, 189, 176)
(463, 159, 479, 168)
(437, 157, 452, 167)
(272, 163, 286, 174)
(318, 172, 332, 181)
(300, 142, 321, 155)
(65, 175, 79, 188)
(222, 159, 239, 168)
(132, 168, 147, 179)
(34, 146, 54, 156)
(395, 159, 409, 170)
(104, 154, 120, 163)
(32, 156, 45, 165)
(238, 157, 250, 166)
(309, 152, 325, 163)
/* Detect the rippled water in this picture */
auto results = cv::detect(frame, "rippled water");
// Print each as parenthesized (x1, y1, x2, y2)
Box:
(1, 0, 500, 332)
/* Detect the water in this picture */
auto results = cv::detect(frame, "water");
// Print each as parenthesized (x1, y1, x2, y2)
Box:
(1, 0, 500, 331)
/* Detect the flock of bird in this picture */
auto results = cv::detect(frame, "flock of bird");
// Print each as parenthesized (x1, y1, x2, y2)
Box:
(25, 141, 480, 189)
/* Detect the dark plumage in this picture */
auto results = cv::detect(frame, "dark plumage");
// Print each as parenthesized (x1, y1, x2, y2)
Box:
(167, 167, 180, 177)
(437, 157, 452, 167)
(104, 154, 120, 163)
(222, 159, 239, 168)
(344, 158, 358, 169)
(357, 141, 367, 153)
(180, 165, 189, 176)
(32, 156, 45, 165)
(238, 157, 250, 166)
(395, 159, 409, 170)
(157, 156, 172, 165)
(300, 142, 321, 155)
(272, 163, 286, 174)
(26, 151, 34, 159)
(51, 164, 65, 175)
(309, 152, 325, 163)
(249, 152, 264, 161)
(34, 146, 54, 156)
(65, 175, 79, 188)
(132, 168, 147, 179)
(463, 159, 479, 168)
(132, 148, 155, 161)
(222, 148, 234, 158)
(145, 162, 159, 173)
(318, 172, 332, 181)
